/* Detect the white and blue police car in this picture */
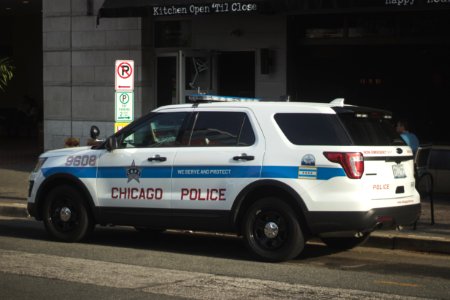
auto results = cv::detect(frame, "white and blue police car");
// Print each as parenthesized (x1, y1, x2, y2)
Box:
(28, 96, 421, 261)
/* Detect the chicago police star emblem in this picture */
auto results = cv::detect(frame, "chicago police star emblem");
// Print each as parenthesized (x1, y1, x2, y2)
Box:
(126, 160, 141, 183)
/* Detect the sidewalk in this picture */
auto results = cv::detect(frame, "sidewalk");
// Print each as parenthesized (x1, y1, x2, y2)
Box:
(1, 138, 450, 255)
(368, 195, 450, 254)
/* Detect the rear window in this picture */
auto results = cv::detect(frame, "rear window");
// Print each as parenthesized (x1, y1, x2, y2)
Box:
(274, 113, 351, 145)
(337, 112, 405, 146)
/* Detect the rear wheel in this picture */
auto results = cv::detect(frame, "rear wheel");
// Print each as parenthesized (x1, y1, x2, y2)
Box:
(42, 185, 93, 242)
(243, 197, 304, 262)
(321, 233, 370, 250)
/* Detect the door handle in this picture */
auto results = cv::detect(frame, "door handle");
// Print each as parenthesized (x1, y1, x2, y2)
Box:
(148, 155, 167, 162)
(233, 154, 255, 161)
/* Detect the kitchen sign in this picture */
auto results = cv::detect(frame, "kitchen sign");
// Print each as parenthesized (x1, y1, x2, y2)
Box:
(153, 2, 259, 16)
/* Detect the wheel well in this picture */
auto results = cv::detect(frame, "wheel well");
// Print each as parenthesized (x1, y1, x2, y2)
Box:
(35, 175, 97, 222)
(233, 182, 311, 237)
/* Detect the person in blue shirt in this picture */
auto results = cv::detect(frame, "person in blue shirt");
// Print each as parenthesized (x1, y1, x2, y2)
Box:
(396, 119, 420, 155)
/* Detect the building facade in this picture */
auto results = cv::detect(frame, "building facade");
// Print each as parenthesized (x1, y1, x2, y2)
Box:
(41, 0, 450, 150)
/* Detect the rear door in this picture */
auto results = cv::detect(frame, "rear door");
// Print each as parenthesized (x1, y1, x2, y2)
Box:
(337, 110, 416, 201)
(171, 108, 265, 211)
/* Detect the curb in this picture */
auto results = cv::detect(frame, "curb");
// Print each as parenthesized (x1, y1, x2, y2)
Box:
(367, 232, 450, 255)
(0, 202, 28, 218)
(0, 202, 449, 255)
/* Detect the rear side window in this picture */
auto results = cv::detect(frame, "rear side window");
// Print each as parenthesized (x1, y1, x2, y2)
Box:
(187, 111, 255, 147)
(338, 113, 405, 146)
(274, 113, 351, 145)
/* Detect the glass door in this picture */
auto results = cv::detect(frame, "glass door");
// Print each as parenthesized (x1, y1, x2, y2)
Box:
(181, 50, 214, 102)
(156, 53, 178, 107)
(156, 51, 213, 106)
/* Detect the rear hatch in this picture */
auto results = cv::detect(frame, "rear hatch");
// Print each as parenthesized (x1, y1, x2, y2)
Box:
(334, 107, 415, 201)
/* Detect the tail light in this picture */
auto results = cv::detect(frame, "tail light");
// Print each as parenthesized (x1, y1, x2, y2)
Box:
(323, 152, 364, 179)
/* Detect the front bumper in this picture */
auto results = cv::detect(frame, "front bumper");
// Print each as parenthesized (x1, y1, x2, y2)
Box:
(306, 204, 421, 235)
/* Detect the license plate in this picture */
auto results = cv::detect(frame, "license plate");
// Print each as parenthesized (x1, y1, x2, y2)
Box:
(392, 164, 406, 179)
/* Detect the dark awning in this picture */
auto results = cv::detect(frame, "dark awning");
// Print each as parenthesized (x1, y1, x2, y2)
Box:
(97, 0, 282, 23)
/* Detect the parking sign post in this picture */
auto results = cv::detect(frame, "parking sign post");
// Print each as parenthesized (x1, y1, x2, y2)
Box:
(115, 92, 134, 122)
(114, 60, 134, 132)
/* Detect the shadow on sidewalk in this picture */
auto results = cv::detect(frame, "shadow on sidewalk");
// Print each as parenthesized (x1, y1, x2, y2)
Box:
(419, 194, 450, 227)
(0, 137, 41, 172)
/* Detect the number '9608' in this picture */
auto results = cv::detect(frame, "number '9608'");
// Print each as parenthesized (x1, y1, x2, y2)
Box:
(65, 155, 97, 166)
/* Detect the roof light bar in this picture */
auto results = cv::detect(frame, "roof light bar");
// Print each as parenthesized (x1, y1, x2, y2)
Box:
(188, 94, 261, 103)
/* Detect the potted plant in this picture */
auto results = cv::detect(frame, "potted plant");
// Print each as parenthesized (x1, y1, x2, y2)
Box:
(0, 57, 15, 92)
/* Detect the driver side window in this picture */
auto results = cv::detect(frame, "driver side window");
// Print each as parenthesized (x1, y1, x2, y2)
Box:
(120, 112, 189, 148)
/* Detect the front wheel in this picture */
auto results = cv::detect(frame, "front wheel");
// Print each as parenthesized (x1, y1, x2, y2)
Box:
(321, 233, 370, 250)
(43, 185, 93, 242)
(242, 197, 305, 262)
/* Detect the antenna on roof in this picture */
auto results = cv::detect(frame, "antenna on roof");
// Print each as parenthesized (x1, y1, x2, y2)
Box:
(279, 95, 290, 102)
(330, 98, 345, 107)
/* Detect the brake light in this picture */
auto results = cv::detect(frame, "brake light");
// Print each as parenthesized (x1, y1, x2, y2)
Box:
(323, 152, 364, 179)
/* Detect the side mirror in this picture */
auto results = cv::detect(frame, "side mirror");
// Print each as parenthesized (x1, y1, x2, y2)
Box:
(105, 136, 118, 152)
(90, 125, 100, 139)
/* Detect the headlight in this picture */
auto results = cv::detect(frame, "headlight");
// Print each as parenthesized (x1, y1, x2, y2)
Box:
(33, 157, 47, 173)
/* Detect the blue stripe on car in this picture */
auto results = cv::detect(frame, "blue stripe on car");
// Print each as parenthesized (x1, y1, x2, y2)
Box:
(42, 167, 97, 178)
(42, 165, 345, 180)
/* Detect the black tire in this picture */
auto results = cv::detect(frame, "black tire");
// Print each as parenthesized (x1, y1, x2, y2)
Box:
(242, 197, 304, 262)
(321, 233, 370, 250)
(42, 185, 94, 242)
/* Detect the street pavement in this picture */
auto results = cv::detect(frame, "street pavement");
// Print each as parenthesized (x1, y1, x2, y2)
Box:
(1, 137, 450, 256)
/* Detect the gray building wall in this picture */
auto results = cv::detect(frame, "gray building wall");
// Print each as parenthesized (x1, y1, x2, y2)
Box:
(43, 0, 148, 150)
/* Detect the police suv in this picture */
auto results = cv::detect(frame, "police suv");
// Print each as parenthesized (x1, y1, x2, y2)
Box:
(28, 96, 420, 262)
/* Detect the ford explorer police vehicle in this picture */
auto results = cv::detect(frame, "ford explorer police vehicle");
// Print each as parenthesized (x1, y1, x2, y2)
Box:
(28, 96, 421, 262)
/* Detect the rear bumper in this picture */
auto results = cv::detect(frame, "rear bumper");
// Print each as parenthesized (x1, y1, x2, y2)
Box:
(306, 204, 421, 235)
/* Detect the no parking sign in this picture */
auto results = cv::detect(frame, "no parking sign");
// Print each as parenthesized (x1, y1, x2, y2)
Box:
(115, 60, 134, 91)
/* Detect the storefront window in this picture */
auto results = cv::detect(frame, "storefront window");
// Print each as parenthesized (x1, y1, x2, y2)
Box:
(297, 12, 450, 40)
(185, 56, 211, 91)
(155, 21, 191, 48)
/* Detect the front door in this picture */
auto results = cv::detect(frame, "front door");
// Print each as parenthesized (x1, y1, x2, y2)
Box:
(96, 111, 191, 209)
